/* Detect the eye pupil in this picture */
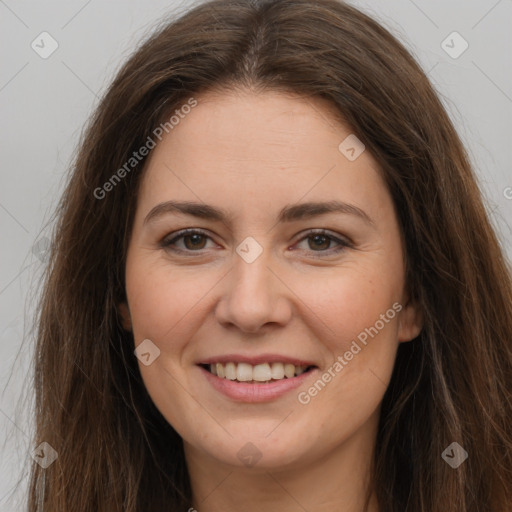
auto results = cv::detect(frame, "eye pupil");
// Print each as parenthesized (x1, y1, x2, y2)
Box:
(309, 234, 330, 250)
(184, 234, 206, 250)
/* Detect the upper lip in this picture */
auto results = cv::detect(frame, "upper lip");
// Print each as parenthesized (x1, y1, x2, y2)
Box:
(198, 353, 318, 367)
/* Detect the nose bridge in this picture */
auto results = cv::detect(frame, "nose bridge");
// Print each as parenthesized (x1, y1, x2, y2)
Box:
(233, 248, 272, 296)
(232, 234, 273, 291)
(215, 239, 291, 332)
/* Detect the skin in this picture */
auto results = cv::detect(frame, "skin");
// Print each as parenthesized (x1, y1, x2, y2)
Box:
(119, 87, 423, 512)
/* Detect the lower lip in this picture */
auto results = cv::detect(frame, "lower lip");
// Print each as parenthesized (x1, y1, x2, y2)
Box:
(198, 365, 317, 402)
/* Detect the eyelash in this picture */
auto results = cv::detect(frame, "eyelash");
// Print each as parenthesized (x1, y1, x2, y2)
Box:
(160, 228, 351, 256)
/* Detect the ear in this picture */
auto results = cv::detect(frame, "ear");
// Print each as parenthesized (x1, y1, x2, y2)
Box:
(397, 296, 423, 343)
(118, 302, 132, 331)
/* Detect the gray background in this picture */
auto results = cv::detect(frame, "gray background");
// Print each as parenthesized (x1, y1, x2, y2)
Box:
(1, 0, 511, 509)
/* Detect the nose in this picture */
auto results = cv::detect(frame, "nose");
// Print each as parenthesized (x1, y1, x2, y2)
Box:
(215, 249, 293, 334)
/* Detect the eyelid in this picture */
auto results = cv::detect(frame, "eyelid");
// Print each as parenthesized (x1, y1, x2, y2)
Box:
(292, 228, 352, 245)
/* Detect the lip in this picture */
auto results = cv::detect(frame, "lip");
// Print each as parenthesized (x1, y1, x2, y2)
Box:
(198, 353, 317, 367)
(198, 364, 318, 403)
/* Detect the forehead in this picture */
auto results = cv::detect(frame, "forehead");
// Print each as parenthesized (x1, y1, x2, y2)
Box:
(162, 88, 347, 157)
(136, 88, 387, 219)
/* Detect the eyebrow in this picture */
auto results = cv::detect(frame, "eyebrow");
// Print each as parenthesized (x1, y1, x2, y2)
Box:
(143, 200, 375, 227)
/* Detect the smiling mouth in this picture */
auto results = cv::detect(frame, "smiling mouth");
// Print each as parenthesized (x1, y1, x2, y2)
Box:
(199, 362, 317, 383)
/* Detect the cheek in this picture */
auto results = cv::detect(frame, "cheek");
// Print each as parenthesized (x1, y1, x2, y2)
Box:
(124, 257, 216, 431)
(290, 260, 402, 350)
(290, 270, 401, 440)
(290, 261, 402, 405)
(125, 257, 219, 350)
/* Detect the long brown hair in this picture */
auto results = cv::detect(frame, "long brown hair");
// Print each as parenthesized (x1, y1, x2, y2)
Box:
(27, 0, 512, 510)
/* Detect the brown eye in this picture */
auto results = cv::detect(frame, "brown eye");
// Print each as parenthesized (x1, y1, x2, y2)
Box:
(293, 229, 351, 256)
(307, 234, 332, 251)
(183, 233, 207, 250)
(161, 229, 215, 252)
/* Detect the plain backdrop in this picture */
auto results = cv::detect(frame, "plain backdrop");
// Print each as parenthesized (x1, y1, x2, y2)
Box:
(1, 0, 511, 509)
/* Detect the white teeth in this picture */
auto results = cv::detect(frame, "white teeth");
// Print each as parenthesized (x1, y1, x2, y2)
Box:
(236, 363, 253, 382)
(253, 363, 272, 382)
(206, 361, 311, 382)
(270, 362, 285, 379)
(225, 362, 237, 380)
(284, 363, 295, 379)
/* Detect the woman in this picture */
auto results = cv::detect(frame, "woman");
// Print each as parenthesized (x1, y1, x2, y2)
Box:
(28, 0, 512, 510)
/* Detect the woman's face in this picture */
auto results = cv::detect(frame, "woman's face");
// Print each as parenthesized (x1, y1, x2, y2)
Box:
(120, 88, 422, 471)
